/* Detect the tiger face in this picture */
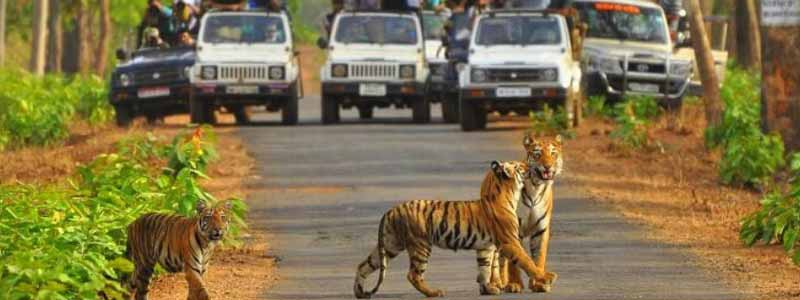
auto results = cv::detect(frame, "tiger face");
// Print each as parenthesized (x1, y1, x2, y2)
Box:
(196, 201, 231, 242)
(491, 160, 529, 189)
(523, 134, 563, 182)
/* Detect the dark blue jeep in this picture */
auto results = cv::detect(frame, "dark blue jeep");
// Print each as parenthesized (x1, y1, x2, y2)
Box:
(109, 47, 196, 126)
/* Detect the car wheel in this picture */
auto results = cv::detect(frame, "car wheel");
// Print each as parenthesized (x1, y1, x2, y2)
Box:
(459, 95, 486, 131)
(145, 113, 164, 125)
(441, 94, 459, 123)
(233, 106, 252, 125)
(321, 94, 340, 125)
(412, 96, 431, 124)
(358, 106, 373, 120)
(190, 94, 208, 124)
(282, 86, 299, 125)
(114, 104, 133, 127)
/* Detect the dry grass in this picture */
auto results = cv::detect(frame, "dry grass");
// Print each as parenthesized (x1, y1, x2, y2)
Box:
(566, 103, 800, 299)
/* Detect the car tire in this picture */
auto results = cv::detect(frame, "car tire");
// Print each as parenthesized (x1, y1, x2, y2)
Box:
(233, 106, 252, 125)
(441, 94, 459, 123)
(412, 96, 431, 124)
(114, 104, 133, 127)
(358, 106, 373, 120)
(460, 95, 486, 131)
(145, 113, 164, 125)
(321, 94, 340, 125)
(282, 86, 299, 125)
(190, 95, 216, 125)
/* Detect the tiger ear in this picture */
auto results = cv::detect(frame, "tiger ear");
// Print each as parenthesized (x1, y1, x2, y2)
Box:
(523, 132, 535, 148)
(491, 160, 510, 179)
(196, 201, 207, 214)
(555, 134, 563, 145)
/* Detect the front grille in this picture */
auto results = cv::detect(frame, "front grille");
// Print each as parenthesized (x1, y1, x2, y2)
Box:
(607, 75, 683, 94)
(218, 65, 269, 81)
(622, 61, 667, 74)
(486, 68, 551, 82)
(349, 63, 397, 80)
(133, 69, 182, 85)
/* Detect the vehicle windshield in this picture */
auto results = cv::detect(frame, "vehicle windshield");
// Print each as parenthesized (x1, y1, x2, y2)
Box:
(202, 15, 286, 44)
(132, 47, 194, 60)
(422, 13, 446, 40)
(335, 15, 419, 45)
(475, 16, 562, 46)
(573, 2, 669, 44)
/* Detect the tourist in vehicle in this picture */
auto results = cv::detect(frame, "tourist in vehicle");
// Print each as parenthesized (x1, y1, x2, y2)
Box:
(177, 30, 196, 47)
(137, 0, 176, 48)
(174, 0, 200, 36)
(323, 0, 345, 37)
(142, 27, 169, 49)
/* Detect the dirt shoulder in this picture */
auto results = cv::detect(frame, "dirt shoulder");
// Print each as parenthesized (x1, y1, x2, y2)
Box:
(0, 116, 277, 299)
(565, 104, 800, 299)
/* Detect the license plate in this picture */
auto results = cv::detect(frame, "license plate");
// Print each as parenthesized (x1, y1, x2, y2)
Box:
(226, 85, 259, 94)
(137, 87, 170, 98)
(628, 83, 660, 93)
(496, 87, 531, 98)
(359, 83, 387, 96)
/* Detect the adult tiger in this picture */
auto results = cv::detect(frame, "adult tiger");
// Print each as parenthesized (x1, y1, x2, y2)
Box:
(126, 201, 231, 300)
(495, 134, 563, 293)
(353, 160, 555, 298)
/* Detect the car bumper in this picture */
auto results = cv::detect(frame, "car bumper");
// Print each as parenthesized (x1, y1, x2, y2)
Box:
(192, 82, 295, 102)
(110, 83, 191, 106)
(460, 86, 567, 101)
(591, 71, 691, 100)
(322, 82, 425, 97)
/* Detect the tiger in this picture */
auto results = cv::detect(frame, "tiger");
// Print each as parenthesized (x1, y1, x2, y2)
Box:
(125, 201, 231, 300)
(353, 160, 556, 298)
(494, 133, 564, 293)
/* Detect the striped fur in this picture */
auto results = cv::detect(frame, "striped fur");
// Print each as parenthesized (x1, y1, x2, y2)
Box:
(126, 201, 231, 300)
(495, 134, 563, 293)
(353, 160, 555, 298)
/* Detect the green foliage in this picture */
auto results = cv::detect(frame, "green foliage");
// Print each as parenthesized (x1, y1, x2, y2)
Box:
(706, 65, 784, 187)
(741, 153, 800, 265)
(0, 70, 112, 151)
(583, 95, 609, 118)
(287, 0, 320, 43)
(0, 127, 247, 299)
(606, 96, 660, 149)
(529, 105, 575, 139)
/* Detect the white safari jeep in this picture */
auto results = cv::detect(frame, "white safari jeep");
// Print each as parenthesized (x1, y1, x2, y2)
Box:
(191, 10, 300, 125)
(318, 11, 429, 124)
(459, 10, 582, 131)
(566, 0, 693, 108)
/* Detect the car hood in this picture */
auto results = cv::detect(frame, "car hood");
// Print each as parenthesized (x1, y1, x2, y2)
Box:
(329, 45, 421, 63)
(583, 38, 672, 59)
(470, 47, 568, 67)
(115, 48, 195, 72)
(197, 44, 291, 64)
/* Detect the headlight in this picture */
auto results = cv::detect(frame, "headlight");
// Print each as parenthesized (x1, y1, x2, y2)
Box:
(201, 66, 217, 80)
(269, 66, 285, 80)
(669, 62, 692, 76)
(471, 68, 487, 82)
(589, 55, 622, 74)
(120, 73, 132, 87)
(542, 68, 558, 81)
(399, 65, 416, 79)
(183, 66, 193, 79)
(332, 64, 348, 77)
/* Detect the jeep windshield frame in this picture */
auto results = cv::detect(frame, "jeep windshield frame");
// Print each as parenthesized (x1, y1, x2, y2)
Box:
(474, 15, 563, 46)
(572, 1, 669, 44)
(333, 14, 420, 46)
(201, 14, 287, 45)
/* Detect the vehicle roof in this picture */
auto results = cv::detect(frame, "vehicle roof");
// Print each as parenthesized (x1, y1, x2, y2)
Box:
(340, 10, 418, 16)
(204, 9, 288, 16)
(570, 0, 662, 9)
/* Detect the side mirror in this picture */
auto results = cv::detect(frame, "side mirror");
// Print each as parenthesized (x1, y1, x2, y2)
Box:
(115, 48, 129, 61)
(316, 37, 328, 49)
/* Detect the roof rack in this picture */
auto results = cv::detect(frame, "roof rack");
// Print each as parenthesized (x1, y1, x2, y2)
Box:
(486, 8, 553, 17)
(342, 9, 417, 15)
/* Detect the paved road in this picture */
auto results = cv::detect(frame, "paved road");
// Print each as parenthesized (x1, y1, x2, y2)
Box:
(238, 96, 741, 300)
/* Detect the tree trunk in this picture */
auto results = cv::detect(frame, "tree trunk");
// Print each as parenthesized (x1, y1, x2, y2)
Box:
(46, 0, 62, 73)
(688, 0, 723, 127)
(734, 0, 761, 69)
(0, 0, 6, 67)
(29, 0, 49, 76)
(76, 0, 91, 75)
(94, 0, 111, 75)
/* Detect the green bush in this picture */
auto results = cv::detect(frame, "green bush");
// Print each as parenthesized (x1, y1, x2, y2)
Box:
(0, 126, 247, 299)
(741, 153, 800, 265)
(607, 96, 660, 149)
(706, 66, 784, 187)
(529, 105, 575, 138)
(0, 70, 112, 151)
(583, 95, 609, 117)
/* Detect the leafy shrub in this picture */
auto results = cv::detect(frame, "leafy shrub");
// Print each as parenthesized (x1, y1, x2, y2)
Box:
(740, 153, 800, 265)
(583, 95, 609, 117)
(609, 101, 651, 149)
(0, 127, 247, 299)
(706, 66, 784, 187)
(0, 70, 112, 151)
(529, 105, 575, 138)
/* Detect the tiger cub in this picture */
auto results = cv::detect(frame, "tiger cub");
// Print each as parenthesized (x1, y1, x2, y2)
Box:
(353, 160, 555, 298)
(495, 134, 563, 293)
(126, 201, 231, 300)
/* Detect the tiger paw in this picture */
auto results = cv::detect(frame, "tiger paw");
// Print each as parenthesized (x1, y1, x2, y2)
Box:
(480, 284, 502, 295)
(504, 282, 523, 293)
(423, 289, 446, 297)
(530, 272, 558, 293)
